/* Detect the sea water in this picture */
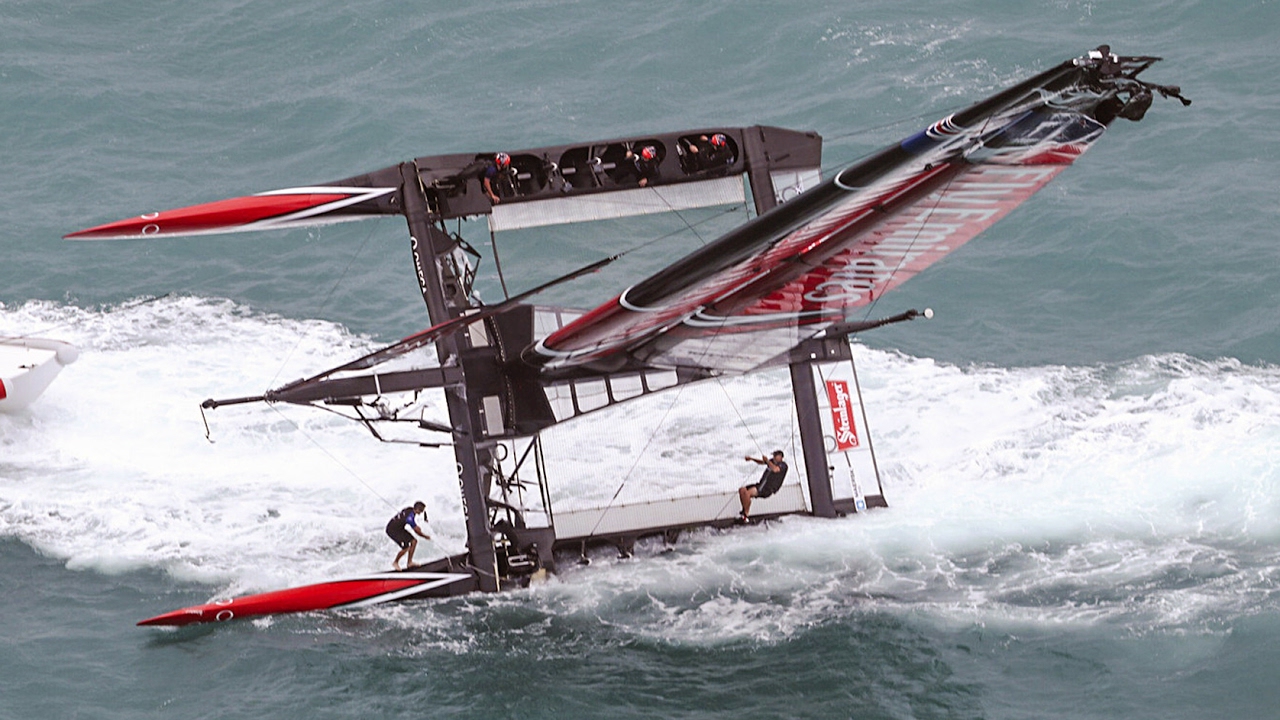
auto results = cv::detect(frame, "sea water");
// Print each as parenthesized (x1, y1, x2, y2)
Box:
(3, 1, 1279, 718)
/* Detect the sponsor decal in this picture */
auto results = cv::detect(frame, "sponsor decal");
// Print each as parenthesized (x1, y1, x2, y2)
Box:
(825, 379, 859, 450)
(409, 234, 433, 308)
(801, 165, 1065, 306)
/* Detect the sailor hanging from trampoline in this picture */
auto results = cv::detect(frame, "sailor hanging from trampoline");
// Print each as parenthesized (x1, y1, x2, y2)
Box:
(738, 450, 788, 523)
(386, 501, 432, 570)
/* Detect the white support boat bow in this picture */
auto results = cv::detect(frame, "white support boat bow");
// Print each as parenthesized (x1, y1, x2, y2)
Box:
(0, 337, 79, 411)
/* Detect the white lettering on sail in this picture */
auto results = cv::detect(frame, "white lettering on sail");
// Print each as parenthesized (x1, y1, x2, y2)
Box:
(799, 164, 1067, 305)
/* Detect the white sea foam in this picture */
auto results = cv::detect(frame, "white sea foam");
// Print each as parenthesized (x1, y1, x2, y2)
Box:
(2, 298, 1278, 636)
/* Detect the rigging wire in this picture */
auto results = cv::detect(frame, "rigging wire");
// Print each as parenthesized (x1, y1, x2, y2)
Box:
(788, 385, 798, 469)
(705, 374, 789, 522)
(821, 101, 968, 146)
(565, 255, 781, 532)
(855, 170, 965, 325)
(609, 203, 744, 258)
(644, 185, 713, 247)
(713, 376, 766, 457)
(4, 292, 174, 339)
(265, 219, 382, 390)
(266, 404, 398, 511)
(851, 109, 999, 325)
(582, 379, 693, 538)
(488, 224, 511, 300)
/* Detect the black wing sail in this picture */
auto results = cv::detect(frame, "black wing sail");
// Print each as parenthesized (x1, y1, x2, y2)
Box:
(526, 50, 1187, 374)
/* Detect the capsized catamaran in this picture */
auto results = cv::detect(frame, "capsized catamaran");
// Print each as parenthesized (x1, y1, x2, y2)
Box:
(67, 47, 1187, 626)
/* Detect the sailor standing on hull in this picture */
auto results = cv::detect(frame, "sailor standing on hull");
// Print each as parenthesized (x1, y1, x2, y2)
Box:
(387, 501, 432, 570)
(738, 450, 787, 523)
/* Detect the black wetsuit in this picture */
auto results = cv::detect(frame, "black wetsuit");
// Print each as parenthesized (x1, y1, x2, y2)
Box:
(702, 144, 731, 170)
(632, 153, 660, 185)
(385, 507, 419, 549)
(753, 460, 788, 498)
(482, 160, 517, 201)
(687, 138, 732, 173)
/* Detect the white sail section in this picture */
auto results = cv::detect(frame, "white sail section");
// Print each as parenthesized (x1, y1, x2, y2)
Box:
(553, 485, 808, 541)
(770, 168, 824, 205)
(487, 175, 747, 232)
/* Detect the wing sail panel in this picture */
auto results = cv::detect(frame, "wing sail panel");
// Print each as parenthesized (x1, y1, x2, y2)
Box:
(653, 160, 1074, 372)
(528, 65, 1139, 375)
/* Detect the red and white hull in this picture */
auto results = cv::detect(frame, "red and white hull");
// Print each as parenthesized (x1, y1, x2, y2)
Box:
(63, 186, 397, 240)
(137, 571, 473, 627)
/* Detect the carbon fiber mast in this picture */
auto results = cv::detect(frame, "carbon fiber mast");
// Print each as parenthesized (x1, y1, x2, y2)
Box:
(398, 161, 501, 592)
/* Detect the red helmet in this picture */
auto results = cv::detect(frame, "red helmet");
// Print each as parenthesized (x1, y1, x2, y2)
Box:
(640, 146, 657, 161)
(710, 133, 727, 148)
(494, 152, 511, 169)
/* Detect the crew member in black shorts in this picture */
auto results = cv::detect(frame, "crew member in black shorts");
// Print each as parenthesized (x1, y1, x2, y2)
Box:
(738, 450, 788, 523)
(386, 501, 431, 570)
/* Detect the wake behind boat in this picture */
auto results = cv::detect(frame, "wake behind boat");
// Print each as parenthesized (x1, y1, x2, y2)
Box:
(0, 337, 79, 412)
(69, 47, 1188, 627)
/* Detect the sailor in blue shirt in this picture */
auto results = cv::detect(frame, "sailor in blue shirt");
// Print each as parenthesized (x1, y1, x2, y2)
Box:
(483, 152, 512, 205)
(386, 501, 432, 570)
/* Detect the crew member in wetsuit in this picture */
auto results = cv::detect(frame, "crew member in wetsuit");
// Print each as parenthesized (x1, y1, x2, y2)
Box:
(738, 450, 787, 523)
(386, 501, 431, 570)
(684, 133, 733, 172)
(483, 152, 512, 205)
(624, 145, 661, 187)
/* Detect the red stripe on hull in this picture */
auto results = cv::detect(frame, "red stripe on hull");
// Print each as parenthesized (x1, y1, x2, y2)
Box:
(137, 577, 424, 627)
(65, 193, 350, 239)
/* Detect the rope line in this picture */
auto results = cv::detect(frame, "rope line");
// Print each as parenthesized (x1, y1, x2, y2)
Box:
(267, 404, 397, 510)
(582, 379, 693, 538)
(267, 219, 382, 389)
(2, 292, 173, 339)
